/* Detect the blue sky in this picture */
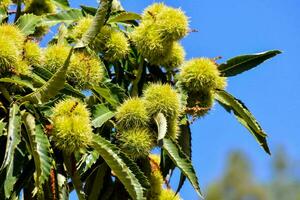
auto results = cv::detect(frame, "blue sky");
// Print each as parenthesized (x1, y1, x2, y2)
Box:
(68, 0, 300, 199)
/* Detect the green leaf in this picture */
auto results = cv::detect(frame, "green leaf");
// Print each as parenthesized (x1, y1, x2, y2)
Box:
(51, 0, 70, 10)
(0, 119, 6, 137)
(92, 134, 147, 200)
(0, 104, 21, 172)
(4, 145, 26, 199)
(18, 48, 74, 104)
(92, 104, 115, 128)
(80, 5, 97, 16)
(215, 90, 270, 154)
(78, 150, 100, 174)
(154, 113, 167, 145)
(77, 0, 112, 48)
(92, 81, 127, 108)
(0, 8, 7, 23)
(176, 123, 192, 194)
(15, 14, 41, 36)
(160, 149, 175, 179)
(0, 104, 21, 198)
(57, 172, 69, 200)
(0, 76, 35, 90)
(23, 113, 52, 195)
(163, 138, 203, 198)
(9, 159, 35, 199)
(218, 50, 282, 77)
(108, 12, 141, 23)
(32, 66, 85, 99)
(85, 163, 108, 200)
(42, 9, 83, 26)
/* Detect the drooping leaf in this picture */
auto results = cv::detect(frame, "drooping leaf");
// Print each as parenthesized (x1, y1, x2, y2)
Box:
(215, 90, 271, 154)
(9, 159, 35, 199)
(154, 113, 167, 146)
(18, 48, 74, 104)
(42, 9, 83, 26)
(160, 149, 175, 179)
(92, 134, 148, 200)
(15, 14, 41, 36)
(0, 104, 21, 172)
(0, 77, 35, 90)
(163, 138, 203, 198)
(23, 113, 52, 194)
(108, 12, 141, 23)
(92, 104, 115, 128)
(80, 5, 97, 16)
(176, 123, 192, 194)
(0, 107, 25, 199)
(31, 66, 85, 99)
(0, 119, 6, 137)
(4, 145, 26, 199)
(218, 50, 282, 77)
(85, 163, 108, 200)
(51, 0, 70, 10)
(77, 0, 113, 48)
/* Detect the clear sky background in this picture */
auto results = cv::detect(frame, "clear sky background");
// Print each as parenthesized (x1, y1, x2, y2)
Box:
(67, 0, 300, 199)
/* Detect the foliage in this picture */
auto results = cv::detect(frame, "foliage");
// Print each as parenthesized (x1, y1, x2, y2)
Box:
(0, 0, 280, 199)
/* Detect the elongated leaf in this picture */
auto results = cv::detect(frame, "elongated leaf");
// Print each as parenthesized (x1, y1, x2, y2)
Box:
(51, 0, 70, 10)
(77, 0, 112, 48)
(0, 104, 21, 172)
(32, 66, 85, 99)
(163, 138, 202, 198)
(154, 113, 167, 146)
(9, 159, 35, 199)
(160, 149, 175, 179)
(16, 14, 41, 36)
(85, 163, 108, 200)
(92, 134, 147, 200)
(80, 5, 97, 16)
(23, 113, 52, 194)
(4, 145, 26, 199)
(108, 12, 141, 23)
(18, 48, 73, 104)
(219, 50, 281, 77)
(42, 9, 83, 26)
(176, 123, 192, 194)
(92, 81, 127, 108)
(0, 77, 35, 90)
(0, 104, 22, 198)
(215, 90, 270, 154)
(92, 104, 115, 128)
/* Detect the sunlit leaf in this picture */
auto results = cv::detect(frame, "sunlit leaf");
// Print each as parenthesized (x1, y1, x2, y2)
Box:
(92, 104, 115, 128)
(18, 48, 73, 104)
(92, 134, 148, 200)
(219, 50, 282, 77)
(215, 90, 271, 154)
(16, 14, 41, 36)
(163, 138, 203, 198)
(23, 113, 52, 194)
